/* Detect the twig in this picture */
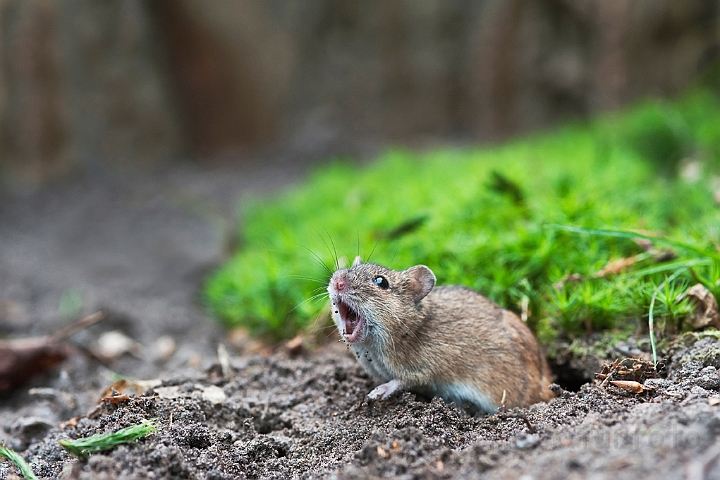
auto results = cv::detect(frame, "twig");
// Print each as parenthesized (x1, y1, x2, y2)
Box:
(51, 311, 106, 342)
(491, 412, 537, 434)
(217, 343, 232, 378)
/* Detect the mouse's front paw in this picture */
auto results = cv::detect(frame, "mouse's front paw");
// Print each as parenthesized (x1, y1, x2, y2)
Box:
(367, 379, 404, 400)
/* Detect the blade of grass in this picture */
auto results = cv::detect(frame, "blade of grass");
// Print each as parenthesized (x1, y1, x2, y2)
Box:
(546, 225, 720, 261)
(648, 268, 688, 366)
(649, 290, 658, 366)
(631, 258, 713, 278)
(58, 419, 158, 459)
(0, 444, 38, 480)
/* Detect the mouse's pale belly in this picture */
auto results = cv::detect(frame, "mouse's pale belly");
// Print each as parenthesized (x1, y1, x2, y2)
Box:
(430, 383, 498, 413)
(352, 341, 500, 412)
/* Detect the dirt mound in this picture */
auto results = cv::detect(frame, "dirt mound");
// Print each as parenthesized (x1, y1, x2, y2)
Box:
(1, 335, 717, 479)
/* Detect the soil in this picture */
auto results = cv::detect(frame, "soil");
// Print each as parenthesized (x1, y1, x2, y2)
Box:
(2, 163, 720, 480)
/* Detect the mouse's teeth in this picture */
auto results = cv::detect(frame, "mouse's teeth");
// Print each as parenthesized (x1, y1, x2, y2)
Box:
(337, 301, 364, 342)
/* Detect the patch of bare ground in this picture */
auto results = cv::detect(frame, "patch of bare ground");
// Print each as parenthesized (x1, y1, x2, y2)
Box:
(2, 333, 719, 480)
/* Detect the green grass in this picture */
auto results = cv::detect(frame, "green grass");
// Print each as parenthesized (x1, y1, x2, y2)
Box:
(204, 89, 720, 343)
(0, 444, 38, 480)
(58, 420, 158, 459)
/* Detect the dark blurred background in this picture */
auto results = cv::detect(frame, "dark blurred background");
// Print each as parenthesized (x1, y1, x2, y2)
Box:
(0, 0, 718, 187)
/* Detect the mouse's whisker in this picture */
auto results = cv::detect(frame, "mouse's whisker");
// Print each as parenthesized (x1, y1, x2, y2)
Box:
(366, 237, 380, 264)
(297, 243, 333, 276)
(289, 292, 329, 314)
(280, 274, 328, 285)
(307, 286, 330, 296)
(313, 227, 340, 272)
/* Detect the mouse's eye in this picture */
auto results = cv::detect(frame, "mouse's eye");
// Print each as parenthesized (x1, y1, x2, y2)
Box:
(373, 275, 389, 289)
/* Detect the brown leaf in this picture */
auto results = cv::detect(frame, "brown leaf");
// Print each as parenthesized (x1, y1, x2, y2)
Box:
(553, 273, 583, 290)
(0, 337, 73, 393)
(595, 256, 637, 277)
(0, 312, 105, 393)
(60, 417, 78, 429)
(609, 380, 644, 394)
(376, 446, 389, 458)
(98, 378, 161, 402)
(102, 394, 131, 404)
(686, 284, 720, 330)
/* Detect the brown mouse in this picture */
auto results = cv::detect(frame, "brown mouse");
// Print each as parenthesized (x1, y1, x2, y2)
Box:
(327, 257, 555, 413)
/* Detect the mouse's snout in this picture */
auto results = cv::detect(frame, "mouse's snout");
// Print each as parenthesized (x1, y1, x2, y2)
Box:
(332, 272, 347, 293)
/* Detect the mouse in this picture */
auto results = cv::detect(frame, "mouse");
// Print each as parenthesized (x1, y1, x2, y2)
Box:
(327, 257, 555, 413)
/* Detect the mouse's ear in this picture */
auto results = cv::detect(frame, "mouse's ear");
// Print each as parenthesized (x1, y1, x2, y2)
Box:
(352, 256, 362, 267)
(406, 265, 435, 301)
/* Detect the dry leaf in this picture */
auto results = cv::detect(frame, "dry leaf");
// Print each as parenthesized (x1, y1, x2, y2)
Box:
(391, 441, 400, 452)
(595, 256, 637, 277)
(376, 446, 389, 458)
(553, 273, 583, 290)
(596, 358, 657, 386)
(686, 284, 720, 330)
(102, 394, 131, 404)
(708, 397, 720, 406)
(0, 312, 104, 393)
(60, 417, 79, 429)
(0, 337, 73, 392)
(99, 378, 161, 400)
(609, 380, 644, 394)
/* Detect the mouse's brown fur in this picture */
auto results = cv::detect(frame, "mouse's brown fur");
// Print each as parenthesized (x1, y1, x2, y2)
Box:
(328, 259, 554, 412)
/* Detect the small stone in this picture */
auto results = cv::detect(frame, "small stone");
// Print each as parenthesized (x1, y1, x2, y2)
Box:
(154, 386, 183, 399)
(153, 335, 176, 362)
(11, 416, 54, 445)
(28, 387, 77, 410)
(187, 353, 203, 369)
(92, 330, 142, 360)
(515, 433, 541, 450)
(286, 335, 305, 356)
(686, 284, 720, 330)
(202, 385, 227, 405)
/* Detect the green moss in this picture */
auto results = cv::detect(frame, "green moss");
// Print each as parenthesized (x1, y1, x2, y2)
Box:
(204, 90, 720, 342)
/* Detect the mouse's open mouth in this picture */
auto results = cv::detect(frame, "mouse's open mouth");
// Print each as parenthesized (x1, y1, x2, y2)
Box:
(337, 300, 365, 343)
